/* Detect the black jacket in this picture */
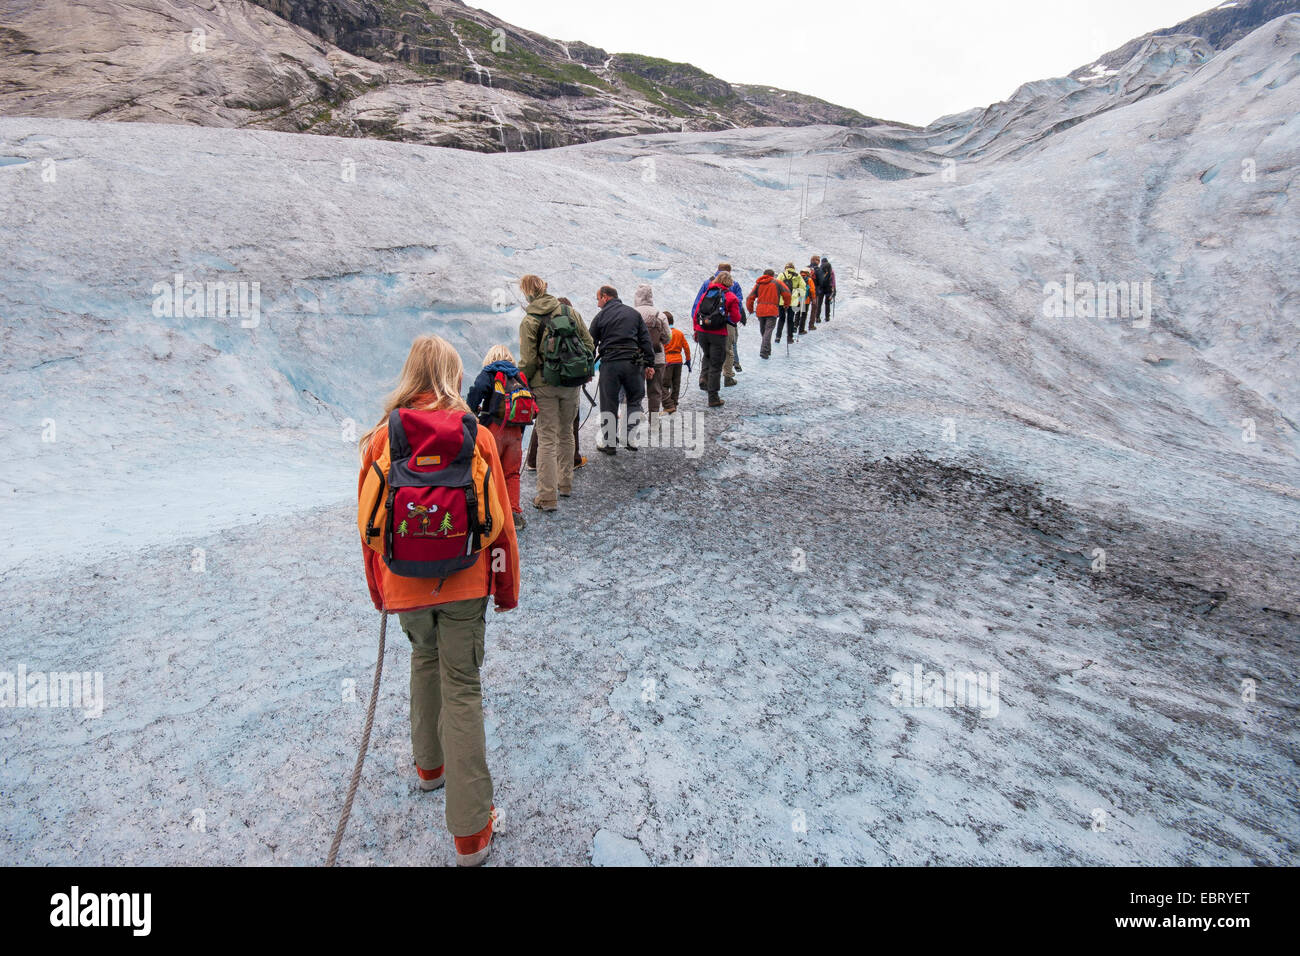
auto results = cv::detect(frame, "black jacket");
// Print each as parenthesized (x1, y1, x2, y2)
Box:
(589, 298, 655, 366)
(817, 260, 836, 296)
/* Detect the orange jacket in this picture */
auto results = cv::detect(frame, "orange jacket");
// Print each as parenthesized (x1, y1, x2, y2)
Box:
(359, 404, 520, 613)
(800, 270, 817, 304)
(664, 327, 692, 365)
(746, 274, 791, 318)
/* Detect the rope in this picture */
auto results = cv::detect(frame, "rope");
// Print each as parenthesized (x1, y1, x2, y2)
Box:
(325, 610, 387, 867)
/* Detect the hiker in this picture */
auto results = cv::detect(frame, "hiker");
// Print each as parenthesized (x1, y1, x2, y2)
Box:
(692, 269, 743, 408)
(525, 296, 589, 474)
(797, 266, 817, 334)
(776, 263, 804, 346)
(518, 275, 595, 511)
(662, 311, 690, 414)
(807, 256, 822, 330)
(692, 263, 746, 387)
(590, 285, 655, 453)
(746, 268, 791, 360)
(634, 283, 671, 423)
(466, 345, 536, 528)
(816, 255, 837, 324)
(357, 333, 519, 867)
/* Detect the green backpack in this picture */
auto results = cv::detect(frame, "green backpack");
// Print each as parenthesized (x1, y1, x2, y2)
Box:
(539, 305, 595, 387)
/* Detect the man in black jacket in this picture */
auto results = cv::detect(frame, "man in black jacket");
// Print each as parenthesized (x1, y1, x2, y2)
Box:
(589, 285, 655, 453)
(816, 256, 836, 324)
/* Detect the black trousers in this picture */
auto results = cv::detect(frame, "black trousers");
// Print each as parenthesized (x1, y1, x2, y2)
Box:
(697, 334, 727, 398)
(597, 359, 645, 445)
(775, 305, 796, 343)
(663, 363, 683, 410)
(818, 291, 833, 323)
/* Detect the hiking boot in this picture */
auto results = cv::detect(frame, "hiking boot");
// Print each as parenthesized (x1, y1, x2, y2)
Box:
(455, 806, 498, 867)
(513, 510, 526, 530)
(532, 498, 558, 511)
(573, 456, 588, 469)
(624, 441, 637, 451)
(597, 445, 616, 456)
(698, 380, 708, 391)
(708, 396, 725, 408)
(415, 762, 445, 792)
(734, 363, 743, 372)
(724, 377, 737, 387)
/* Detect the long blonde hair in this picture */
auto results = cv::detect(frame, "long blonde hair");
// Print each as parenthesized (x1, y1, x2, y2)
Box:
(360, 335, 469, 456)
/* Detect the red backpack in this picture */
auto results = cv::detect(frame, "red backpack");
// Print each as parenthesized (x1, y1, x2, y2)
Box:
(494, 370, 539, 426)
(358, 408, 503, 578)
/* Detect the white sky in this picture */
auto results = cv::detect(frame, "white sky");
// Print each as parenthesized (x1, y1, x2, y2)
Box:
(471, 0, 1219, 126)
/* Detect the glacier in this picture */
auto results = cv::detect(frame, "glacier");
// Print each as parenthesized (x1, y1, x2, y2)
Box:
(0, 16, 1297, 865)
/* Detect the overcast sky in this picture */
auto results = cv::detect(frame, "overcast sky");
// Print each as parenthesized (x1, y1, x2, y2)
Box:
(472, 0, 1219, 126)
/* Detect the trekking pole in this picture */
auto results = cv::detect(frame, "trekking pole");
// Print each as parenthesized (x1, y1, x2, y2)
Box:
(326, 610, 388, 867)
(579, 384, 598, 430)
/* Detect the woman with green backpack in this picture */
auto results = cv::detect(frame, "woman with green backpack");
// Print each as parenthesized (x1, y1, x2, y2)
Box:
(517, 274, 595, 512)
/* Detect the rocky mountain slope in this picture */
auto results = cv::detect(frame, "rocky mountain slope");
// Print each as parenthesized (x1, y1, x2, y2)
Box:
(0, 0, 887, 152)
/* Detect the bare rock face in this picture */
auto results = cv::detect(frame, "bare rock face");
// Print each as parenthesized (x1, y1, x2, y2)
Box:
(0, 0, 389, 134)
(248, 0, 385, 48)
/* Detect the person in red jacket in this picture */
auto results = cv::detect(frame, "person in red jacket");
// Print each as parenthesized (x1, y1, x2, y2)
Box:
(358, 334, 519, 867)
(691, 270, 743, 407)
(745, 269, 791, 360)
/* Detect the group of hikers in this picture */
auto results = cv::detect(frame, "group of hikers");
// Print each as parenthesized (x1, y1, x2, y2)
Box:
(355, 255, 837, 865)
(692, 255, 838, 402)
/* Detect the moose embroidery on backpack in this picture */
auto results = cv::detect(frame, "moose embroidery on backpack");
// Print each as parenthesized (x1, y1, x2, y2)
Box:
(398, 501, 463, 538)
(405, 502, 436, 535)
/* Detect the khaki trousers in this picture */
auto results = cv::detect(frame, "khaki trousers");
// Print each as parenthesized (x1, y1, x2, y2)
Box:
(532, 383, 579, 506)
(399, 597, 492, 836)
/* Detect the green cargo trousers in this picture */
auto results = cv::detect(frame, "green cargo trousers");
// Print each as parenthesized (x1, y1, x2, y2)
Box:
(398, 597, 493, 837)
